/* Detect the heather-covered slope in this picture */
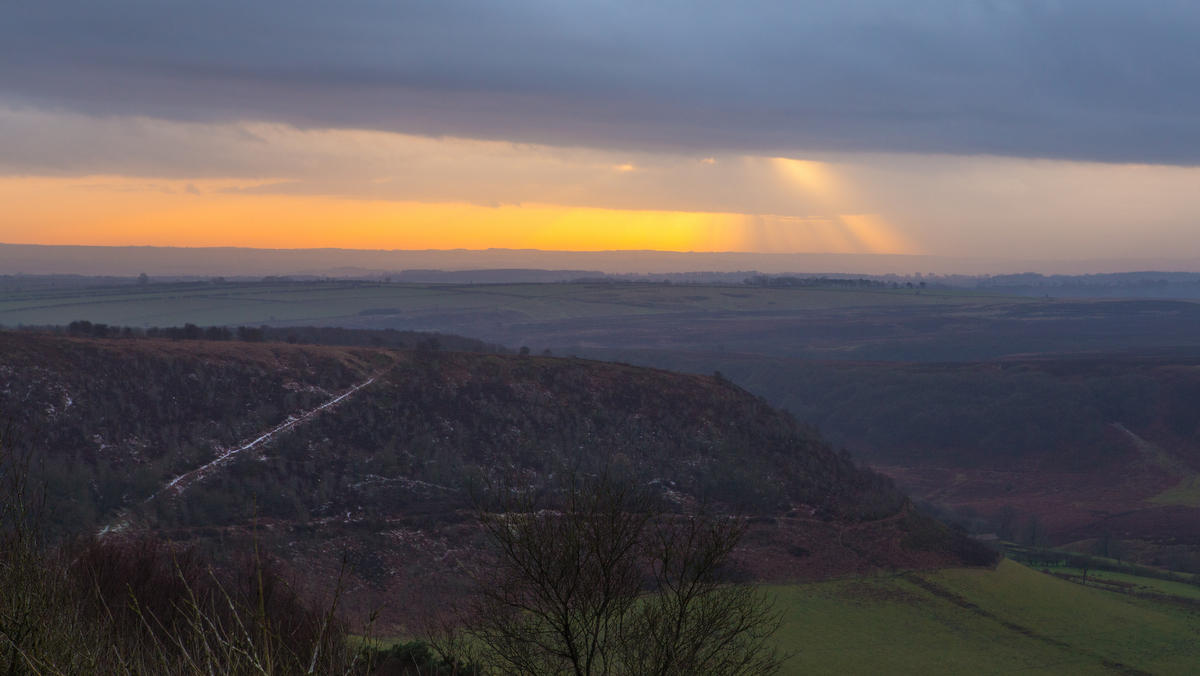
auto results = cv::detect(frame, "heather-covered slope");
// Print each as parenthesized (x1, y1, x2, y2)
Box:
(586, 349, 1200, 569)
(159, 352, 905, 524)
(0, 332, 390, 530)
(0, 331, 993, 628)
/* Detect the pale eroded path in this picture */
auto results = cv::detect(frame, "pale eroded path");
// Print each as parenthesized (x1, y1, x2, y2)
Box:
(99, 373, 381, 536)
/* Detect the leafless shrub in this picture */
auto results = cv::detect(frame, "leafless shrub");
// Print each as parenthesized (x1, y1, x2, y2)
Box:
(445, 473, 782, 675)
(0, 433, 365, 675)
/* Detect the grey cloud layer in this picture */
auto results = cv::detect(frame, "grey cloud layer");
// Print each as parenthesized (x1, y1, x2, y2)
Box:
(3, 1, 1199, 163)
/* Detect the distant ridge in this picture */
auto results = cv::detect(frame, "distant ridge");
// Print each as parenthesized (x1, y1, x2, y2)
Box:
(3, 243, 1200, 277)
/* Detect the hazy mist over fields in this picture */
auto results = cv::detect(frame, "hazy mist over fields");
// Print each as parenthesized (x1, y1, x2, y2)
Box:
(7, 243, 1200, 279)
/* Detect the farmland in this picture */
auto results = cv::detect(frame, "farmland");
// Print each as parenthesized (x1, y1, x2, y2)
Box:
(364, 560, 1200, 673)
(773, 560, 1200, 675)
(12, 278, 1200, 363)
(0, 278, 1017, 331)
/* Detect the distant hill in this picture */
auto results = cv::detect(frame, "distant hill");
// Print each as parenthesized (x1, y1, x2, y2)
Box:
(0, 331, 992, 628)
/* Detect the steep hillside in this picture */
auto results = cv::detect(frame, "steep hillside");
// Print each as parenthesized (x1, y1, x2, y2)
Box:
(581, 348, 1200, 571)
(153, 353, 905, 525)
(0, 331, 993, 628)
(0, 332, 391, 531)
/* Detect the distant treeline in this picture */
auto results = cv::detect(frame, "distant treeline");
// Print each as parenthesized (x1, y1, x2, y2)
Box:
(744, 275, 895, 289)
(975, 271, 1200, 288)
(1003, 544, 1200, 585)
(27, 320, 508, 353)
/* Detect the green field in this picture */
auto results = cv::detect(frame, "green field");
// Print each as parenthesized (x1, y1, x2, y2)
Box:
(774, 560, 1200, 675)
(368, 561, 1200, 674)
(10, 279, 1197, 364)
(1051, 567, 1200, 602)
(1151, 474, 1200, 507)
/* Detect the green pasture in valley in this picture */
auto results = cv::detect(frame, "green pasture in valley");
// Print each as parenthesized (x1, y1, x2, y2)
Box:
(1052, 566, 1200, 602)
(773, 560, 1200, 675)
(366, 561, 1200, 674)
(1151, 474, 1200, 507)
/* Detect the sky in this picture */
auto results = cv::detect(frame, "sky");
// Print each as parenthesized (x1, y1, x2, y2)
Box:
(3, 1, 1200, 267)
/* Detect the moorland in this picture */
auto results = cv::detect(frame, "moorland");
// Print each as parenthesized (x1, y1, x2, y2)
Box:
(6, 275, 1200, 673)
(7, 277, 1200, 568)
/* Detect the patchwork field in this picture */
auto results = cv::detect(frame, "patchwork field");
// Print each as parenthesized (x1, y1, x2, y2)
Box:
(11, 279, 1200, 363)
(0, 279, 1013, 330)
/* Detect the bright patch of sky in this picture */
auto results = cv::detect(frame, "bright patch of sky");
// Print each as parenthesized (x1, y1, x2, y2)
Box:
(3, 2, 1200, 264)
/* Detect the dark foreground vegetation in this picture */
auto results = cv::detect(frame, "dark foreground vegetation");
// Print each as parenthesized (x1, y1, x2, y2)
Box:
(445, 474, 783, 675)
(2, 438, 783, 675)
(1, 439, 359, 674)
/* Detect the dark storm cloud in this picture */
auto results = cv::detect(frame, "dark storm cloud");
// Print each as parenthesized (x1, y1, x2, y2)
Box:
(3, 1, 1199, 163)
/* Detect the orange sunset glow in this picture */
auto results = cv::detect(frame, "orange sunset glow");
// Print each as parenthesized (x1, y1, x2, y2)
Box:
(1, 175, 916, 254)
(5, 3, 1200, 265)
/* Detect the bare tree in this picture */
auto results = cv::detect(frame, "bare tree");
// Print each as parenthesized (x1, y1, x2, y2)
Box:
(456, 474, 782, 676)
(617, 515, 781, 676)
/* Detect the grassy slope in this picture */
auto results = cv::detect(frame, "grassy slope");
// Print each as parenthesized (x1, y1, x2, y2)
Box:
(774, 560, 1200, 675)
(1151, 474, 1200, 507)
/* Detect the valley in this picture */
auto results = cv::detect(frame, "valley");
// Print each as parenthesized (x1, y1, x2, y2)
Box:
(6, 278, 1200, 672)
(8, 279, 1200, 571)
